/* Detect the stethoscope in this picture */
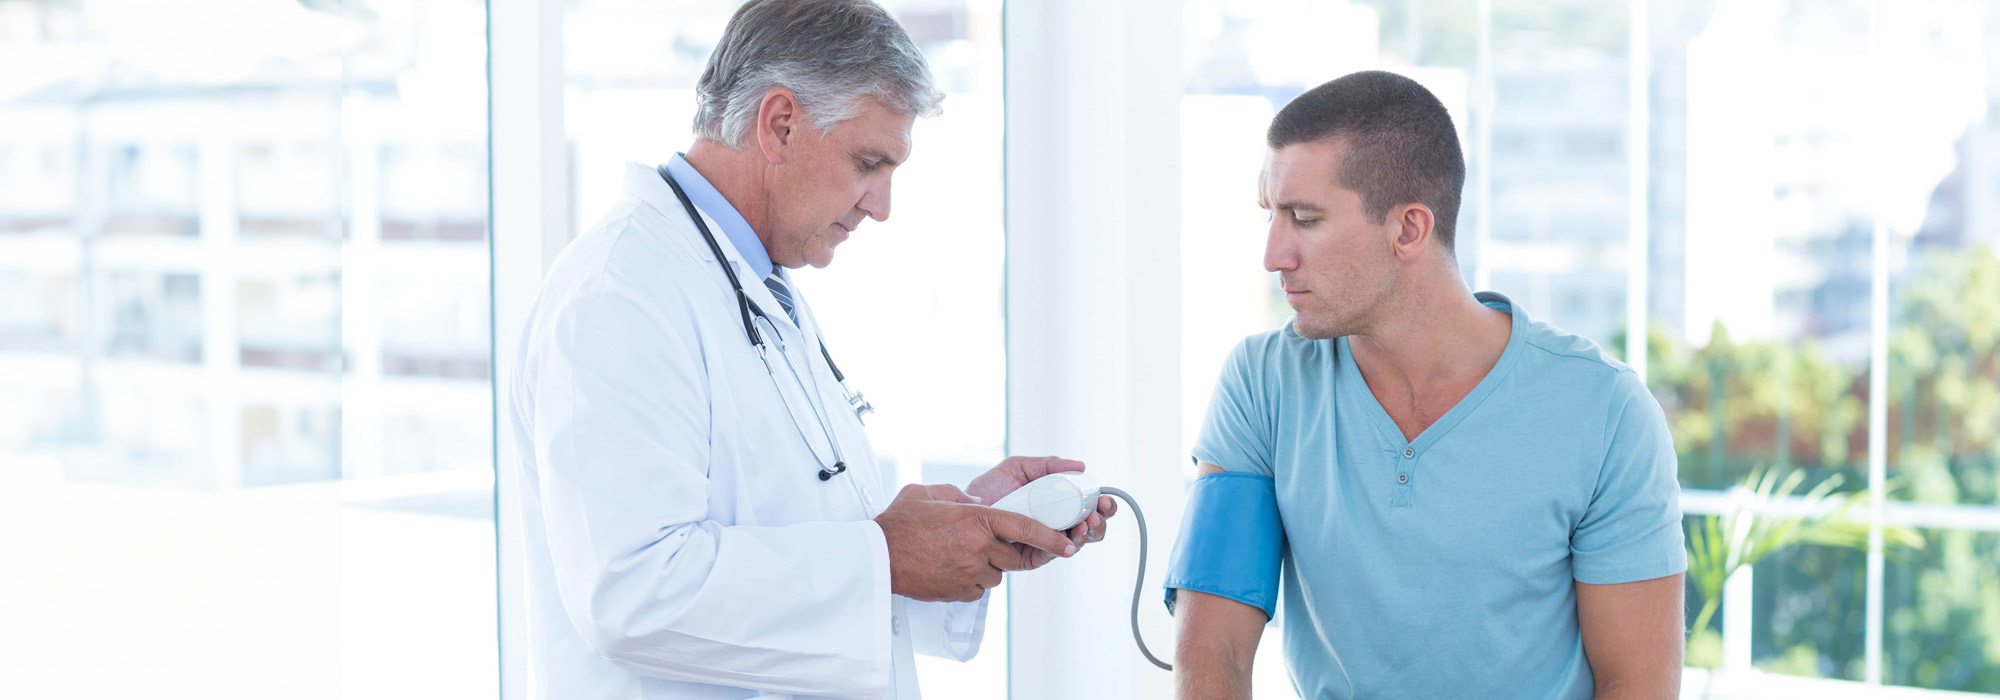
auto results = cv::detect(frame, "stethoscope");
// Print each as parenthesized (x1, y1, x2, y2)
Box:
(658, 165, 874, 482)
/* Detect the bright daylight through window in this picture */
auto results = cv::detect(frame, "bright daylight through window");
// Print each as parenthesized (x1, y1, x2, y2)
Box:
(0, 0, 494, 696)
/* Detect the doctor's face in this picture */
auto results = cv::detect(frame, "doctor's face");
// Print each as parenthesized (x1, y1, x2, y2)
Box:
(768, 95, 914, 269)
(1260, 138, 1400, 340)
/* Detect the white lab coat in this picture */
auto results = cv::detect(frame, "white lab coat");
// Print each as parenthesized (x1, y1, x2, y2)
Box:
(507, 162, 988, 700)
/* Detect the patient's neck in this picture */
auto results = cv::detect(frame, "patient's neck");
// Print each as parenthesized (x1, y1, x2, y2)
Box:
(1348, 261, 1511, 405)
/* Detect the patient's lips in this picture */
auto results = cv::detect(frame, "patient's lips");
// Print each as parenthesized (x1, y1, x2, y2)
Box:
(1282, 280, 1310, 303)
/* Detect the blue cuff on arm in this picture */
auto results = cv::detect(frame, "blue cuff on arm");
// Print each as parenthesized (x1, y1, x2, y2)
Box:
(1164, 471, 1284, 620)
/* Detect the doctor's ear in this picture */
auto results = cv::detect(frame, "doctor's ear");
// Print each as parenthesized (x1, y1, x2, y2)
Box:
(754, 87, 799, 165)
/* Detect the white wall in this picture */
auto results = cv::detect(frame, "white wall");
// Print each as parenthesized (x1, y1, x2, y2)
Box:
(1003, 2, 1187, 698)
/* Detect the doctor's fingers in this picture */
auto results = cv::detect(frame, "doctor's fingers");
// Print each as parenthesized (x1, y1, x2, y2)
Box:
(950, 582, 990, 604)
(1067, 513, 1108, 546)
(982, 509, 1078, 559)
(923, 483, 982, 504)
(984, 537, 1038, 572)
(1078, 497, 1116, 543)
(894, 482, 981, 505)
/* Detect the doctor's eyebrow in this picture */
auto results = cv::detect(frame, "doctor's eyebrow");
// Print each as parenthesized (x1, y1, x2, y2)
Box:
(853, 149, 902, 167)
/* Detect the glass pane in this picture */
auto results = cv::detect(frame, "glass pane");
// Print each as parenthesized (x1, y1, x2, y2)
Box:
(1880, 0, 2000, 693)
(1487, 0, 1630, 347)
(1885, 1, 1998, 509)
(0, 0, 495, 696)
(1650, 0, 1882, 681)
(1886, 529, 2000, 692)
(1752, 543, 1868, 681)
(1647, 0, 1873, 495)
(1681, 513, 1725, 668)
(561, 1, 1007, 696)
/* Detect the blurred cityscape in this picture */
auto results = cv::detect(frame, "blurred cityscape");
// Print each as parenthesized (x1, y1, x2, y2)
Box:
(0, 0, 492, 490)
(0, 0, 496, 696)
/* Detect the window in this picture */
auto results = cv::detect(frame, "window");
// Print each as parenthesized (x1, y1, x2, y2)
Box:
(0, 0, 495, 696)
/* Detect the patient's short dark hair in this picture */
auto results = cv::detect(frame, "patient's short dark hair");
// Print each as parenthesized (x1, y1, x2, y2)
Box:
(1267, 70, 1466, 250)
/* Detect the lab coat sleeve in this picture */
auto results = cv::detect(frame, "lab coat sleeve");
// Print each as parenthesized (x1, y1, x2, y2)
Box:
(904, 595, 988, 661)
(529, 282, 892, 698)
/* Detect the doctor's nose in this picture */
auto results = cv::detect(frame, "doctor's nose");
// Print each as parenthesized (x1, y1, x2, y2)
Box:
(859, 183, 891, 222)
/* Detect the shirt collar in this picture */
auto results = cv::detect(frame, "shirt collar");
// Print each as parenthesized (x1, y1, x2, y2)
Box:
(664, 152, 774, 279)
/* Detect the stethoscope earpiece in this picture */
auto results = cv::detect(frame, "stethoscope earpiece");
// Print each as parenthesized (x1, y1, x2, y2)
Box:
(819, 462, 847, 481)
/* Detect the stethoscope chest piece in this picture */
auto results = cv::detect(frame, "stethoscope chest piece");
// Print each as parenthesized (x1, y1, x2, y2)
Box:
(848, 391, 874, 422)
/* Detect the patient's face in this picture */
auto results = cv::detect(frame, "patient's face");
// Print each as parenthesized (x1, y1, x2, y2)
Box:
(1260, 138, 1398, 340)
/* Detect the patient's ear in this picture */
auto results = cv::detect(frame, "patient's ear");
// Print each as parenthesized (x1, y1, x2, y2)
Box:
(1391, 204, 1435, 261)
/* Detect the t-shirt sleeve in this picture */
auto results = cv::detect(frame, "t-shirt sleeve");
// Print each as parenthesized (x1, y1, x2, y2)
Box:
(1191, 338, 1276, 477)
(1571, 370, 1688, 585)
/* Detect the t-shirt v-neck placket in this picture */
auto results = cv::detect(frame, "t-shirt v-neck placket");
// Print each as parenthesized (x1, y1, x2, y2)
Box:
(1382, 407, 1479, 511)
(1340, 315, 1526, 511)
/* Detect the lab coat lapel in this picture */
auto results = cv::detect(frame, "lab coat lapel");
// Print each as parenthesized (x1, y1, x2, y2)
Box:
(623, 161, 799, 339)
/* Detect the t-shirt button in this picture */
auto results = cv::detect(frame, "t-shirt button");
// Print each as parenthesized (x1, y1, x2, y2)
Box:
(1403, 448, 1415, 459)
(1397, 472, 1409, 484)
(892, 616, 901, 636)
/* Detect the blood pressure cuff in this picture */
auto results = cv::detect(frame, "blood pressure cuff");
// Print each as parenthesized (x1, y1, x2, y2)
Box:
(1163, 471, 1284, 620)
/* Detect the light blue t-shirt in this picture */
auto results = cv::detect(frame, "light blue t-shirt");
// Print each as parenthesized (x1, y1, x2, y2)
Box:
(1192, 292, 1685, 700)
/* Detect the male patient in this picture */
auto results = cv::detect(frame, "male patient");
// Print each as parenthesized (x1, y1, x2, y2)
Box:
(1171, 70, 1686, 699)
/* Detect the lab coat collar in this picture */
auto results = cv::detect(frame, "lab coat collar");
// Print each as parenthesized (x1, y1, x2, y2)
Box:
(622, 161, 811, 341)
(663, 154, 773, 278)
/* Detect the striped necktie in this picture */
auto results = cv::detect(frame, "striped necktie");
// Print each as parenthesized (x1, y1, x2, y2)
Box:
(763, 269, 800, 326)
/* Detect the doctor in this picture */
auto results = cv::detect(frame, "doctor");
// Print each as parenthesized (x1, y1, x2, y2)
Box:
(507, 1, 1116, 699)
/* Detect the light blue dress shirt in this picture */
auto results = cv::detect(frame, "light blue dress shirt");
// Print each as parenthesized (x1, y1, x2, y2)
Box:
(664, 153, 774, 279)
(1192, 292, 1686, 699)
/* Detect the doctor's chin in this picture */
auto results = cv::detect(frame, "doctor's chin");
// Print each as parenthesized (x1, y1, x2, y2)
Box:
(3, 1, 1996, 699)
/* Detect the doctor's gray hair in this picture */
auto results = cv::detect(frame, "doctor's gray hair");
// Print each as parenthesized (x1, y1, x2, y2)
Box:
(694, 0, 943, 148)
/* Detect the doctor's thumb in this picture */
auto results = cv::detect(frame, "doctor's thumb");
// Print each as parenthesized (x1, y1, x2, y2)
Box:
(984, 510, 1079, 558)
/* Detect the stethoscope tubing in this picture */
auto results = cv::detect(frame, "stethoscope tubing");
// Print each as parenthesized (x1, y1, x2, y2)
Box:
(658, 165, 860, 481)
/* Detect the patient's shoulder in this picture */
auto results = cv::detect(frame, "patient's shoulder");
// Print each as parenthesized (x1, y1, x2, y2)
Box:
(1229, 320, 1330, 370)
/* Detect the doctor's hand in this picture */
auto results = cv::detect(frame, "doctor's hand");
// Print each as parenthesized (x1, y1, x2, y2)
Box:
(967, 456, 1119, 564)
(874, 484, 1078, 603)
